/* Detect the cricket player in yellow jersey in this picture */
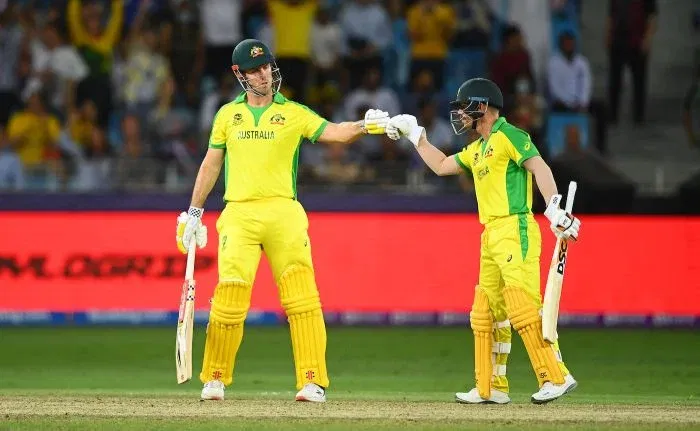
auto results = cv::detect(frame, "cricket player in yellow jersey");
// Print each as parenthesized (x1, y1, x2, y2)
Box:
(175, 39, 390, 403)
(387, 78, 581, 404)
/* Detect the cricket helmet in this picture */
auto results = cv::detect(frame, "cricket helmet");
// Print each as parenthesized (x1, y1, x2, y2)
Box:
(449, 78, 503, 135)
(231, 39, 282, 96)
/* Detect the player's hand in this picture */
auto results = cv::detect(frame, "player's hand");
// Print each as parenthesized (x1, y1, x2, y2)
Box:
(544, 195, 580, 241)
(387, 114, 425, 147)
(363, 109, 390, 135)
(176, 206, 208, 254)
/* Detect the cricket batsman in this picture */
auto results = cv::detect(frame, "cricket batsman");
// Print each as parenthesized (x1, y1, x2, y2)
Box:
(386, 78, 581, 404)
(175, 39, 390, 403)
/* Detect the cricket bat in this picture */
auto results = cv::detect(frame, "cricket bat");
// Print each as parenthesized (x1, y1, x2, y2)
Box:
(542, 181, 577, 344)
(176, 242, 197, 384)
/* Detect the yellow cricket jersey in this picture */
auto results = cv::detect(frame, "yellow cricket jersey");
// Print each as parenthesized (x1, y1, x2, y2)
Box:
(208, 91, 328, 202)
(454, 117, 541, 224)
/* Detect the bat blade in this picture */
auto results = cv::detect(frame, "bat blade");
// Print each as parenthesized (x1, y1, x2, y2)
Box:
(176, 243, 197, 384)
(542, 181, 577, 344)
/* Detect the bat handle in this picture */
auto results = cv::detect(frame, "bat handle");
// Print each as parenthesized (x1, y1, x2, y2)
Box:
(565, 181, 577, 214)
(185, 241, 196, 280)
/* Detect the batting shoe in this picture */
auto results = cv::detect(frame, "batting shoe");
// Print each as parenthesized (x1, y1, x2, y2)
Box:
(295, 383, 326, 403)
(200, 380, 225, 401)
(455, 388, 511, 404)
(531, 374, 578, 404)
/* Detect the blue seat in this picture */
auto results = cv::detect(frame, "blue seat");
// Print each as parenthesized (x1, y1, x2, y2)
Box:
(545, 112, 590, 158)
(444, 49, 487, 97)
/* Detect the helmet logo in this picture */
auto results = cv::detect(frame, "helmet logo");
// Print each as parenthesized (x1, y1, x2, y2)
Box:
(250, 46, 264, 58)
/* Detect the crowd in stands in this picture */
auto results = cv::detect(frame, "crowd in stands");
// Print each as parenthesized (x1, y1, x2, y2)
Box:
(0, 0, 667, 194)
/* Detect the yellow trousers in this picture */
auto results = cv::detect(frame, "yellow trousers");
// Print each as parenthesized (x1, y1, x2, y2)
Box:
(199, 198, 329, 390)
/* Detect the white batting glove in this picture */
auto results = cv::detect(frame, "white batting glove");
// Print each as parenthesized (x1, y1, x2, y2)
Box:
(363, 109, 390, 135)
(544, 195, 581, 241)
(176, 206, 208, 254)
(388, 114, 425, 147)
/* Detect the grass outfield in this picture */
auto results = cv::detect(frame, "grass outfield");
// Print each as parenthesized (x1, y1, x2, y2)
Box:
(0, 327, 698, 430)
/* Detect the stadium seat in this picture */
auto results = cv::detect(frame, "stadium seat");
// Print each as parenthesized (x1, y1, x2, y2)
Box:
(545, 112, 590, 158)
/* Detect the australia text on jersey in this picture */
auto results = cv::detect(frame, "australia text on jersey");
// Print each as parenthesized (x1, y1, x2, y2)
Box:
(237, 130, 276, 140)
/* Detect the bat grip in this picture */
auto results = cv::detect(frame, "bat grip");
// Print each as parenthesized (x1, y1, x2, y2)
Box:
(185, 241, 196, 280)
(565, 181, 577, 214)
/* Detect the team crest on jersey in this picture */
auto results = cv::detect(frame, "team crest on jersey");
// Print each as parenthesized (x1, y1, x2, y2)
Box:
(484, 146, 494, 158)
(250, 46, 264, 58)
(270, 113, 285, 125)
(232, 113, 243, 125)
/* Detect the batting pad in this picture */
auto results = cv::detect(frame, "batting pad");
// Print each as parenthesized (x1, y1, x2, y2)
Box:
(503, 286, 565, 387)
(199, 281, 252, 386)
(279, 265, 329, 390)
(470, 288, 493, 399)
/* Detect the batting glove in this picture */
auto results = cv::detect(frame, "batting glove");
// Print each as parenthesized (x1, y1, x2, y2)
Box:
(363, 109, 390, 135)
(176, 206, 208, 254)
(387, 114, 425, 147)
(544, 195, 581, 241)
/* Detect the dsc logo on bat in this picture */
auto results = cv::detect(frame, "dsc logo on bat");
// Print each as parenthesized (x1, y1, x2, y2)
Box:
(556, 239, 568, 275)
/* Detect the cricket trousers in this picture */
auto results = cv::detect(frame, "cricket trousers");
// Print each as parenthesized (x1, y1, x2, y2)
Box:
(199, 198, 329, 390)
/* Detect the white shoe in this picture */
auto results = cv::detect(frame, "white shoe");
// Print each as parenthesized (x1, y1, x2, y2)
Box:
(455, 388, 511, 404)
(200, 380, 225, 401)
(531, 374, 578, 404)
(295, 383, 326, 402)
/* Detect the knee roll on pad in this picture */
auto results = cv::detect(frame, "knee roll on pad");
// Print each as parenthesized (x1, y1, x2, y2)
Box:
(209, 281, 251, 325)
(503, 286, 565, 386)
(471, 287, 493, 399)
(279, 265, 321, 315)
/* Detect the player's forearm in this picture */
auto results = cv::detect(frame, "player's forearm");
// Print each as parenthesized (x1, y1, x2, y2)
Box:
(190, 158, 222, 208)
(532, 162, 558, 204)
(416, 135, 449, 176)
(336, 121, 366, 143)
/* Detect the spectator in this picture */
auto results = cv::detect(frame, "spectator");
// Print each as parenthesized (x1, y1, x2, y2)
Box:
(199, 73, 239, 144)
(344, 67, 400, 123)
(6, 89, 64, 186)
(200, 0, 242, 81)
(683, 67, 700, 149)
(310, 6, 342, 89)
(0, 125, 25, 190)
(606, 0, 657, 124)
(27, 20, 88, 116)
(0, 3, 25, 126)
(67, 0, 124, 127)
(114, 114, 159, 190)
(490, 24, 534, 103)
(548, 30, 608, 155)
(266, 0, 318, 102)
(406, 0, 456, 91)
(451, 0, 492, 50)
(122, 18, 172, 138)
(310, 141, 367, 186)
(402, 69, 449, 119)
(548, 31, 591, 113)
(159, 0, 204, 108)
(486, 0, 551, 93)
(338, 0, 392, 90)
(365, 134, 410, 187)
